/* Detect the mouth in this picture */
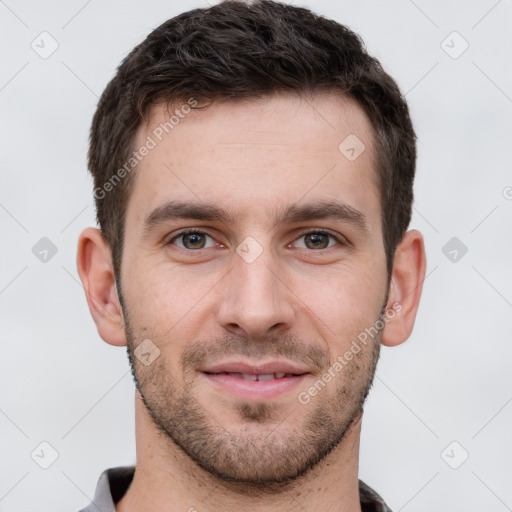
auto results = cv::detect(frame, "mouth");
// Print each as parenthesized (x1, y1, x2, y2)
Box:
(199, 361, 311, 400)
(204, 371, 300, 381)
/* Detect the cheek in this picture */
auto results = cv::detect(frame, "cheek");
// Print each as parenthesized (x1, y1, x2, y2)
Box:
(290, 262, 385, 349)
(124, 262, 221, 339)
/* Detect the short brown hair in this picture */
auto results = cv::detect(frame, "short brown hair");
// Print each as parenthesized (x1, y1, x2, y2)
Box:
(88, 0, 416, 280)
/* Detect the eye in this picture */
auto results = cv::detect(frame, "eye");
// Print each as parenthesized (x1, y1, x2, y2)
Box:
(166, 228, 344, 252)
(168, 229, 217, 250)
(293, 230, 342, 250)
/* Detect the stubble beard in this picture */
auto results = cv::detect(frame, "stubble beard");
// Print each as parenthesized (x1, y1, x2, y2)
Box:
(124, 310, 383, 490)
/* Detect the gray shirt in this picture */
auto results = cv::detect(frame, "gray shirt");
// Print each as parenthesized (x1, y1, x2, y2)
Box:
(79, 466, 392, 512)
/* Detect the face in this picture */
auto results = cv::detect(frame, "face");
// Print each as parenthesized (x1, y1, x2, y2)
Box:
(120, 93, 390, 485)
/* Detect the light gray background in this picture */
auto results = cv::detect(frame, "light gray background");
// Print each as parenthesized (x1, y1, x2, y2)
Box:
(1, 0, 511, 510)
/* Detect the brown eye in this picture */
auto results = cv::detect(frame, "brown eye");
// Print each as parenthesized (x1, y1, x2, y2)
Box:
(181, 232, 206, 249)
(169, 230, 215, 250)
(294, 230, 339, 250)
(304, 232, 330, 249)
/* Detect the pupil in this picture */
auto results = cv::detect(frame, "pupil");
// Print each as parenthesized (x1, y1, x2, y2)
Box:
(185, 233, 205, 249)
(306, 233, 328, 249)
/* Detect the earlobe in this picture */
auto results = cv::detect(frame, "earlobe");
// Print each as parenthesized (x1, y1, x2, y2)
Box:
(76, 227, 127, 347)
(381, 229, 427, 347)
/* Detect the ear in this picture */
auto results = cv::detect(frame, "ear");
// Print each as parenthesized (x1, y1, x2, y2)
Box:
(381, 229, 427, 347)
(76, 227, 127, 347)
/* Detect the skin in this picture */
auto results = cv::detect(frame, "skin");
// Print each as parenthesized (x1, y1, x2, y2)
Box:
(77, 93, 426, 511)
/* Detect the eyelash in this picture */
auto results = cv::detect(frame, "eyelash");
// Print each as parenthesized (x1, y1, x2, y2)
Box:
(167, 228, 345, 252)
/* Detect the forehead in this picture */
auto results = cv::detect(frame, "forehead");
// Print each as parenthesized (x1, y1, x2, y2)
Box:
(127, 93, 380, 232)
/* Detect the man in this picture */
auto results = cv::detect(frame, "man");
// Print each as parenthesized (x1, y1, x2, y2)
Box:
(76, 0, 426, 510)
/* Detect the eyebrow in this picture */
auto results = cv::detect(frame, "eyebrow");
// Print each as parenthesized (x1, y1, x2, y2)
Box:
(142, 199, 370, 237)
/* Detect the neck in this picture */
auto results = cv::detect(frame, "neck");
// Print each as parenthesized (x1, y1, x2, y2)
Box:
(116, 393, 363, 512)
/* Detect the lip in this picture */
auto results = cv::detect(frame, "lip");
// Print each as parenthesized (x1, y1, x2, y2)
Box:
(200, 360, 310, 375)
(201, 372, 309, 400)
(199, 360, 311, 400)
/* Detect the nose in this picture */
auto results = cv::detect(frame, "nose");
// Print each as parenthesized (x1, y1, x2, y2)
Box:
(216, 245, 296, 339)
